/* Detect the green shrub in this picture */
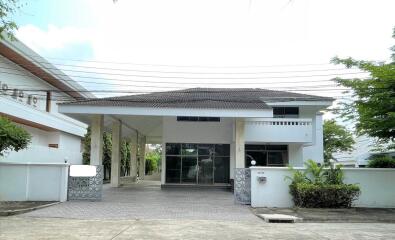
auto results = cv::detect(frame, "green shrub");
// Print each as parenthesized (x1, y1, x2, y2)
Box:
(0, 116, 31, 156)
(367, 155, 395, 168)
(287, 160, 360, 208)
(290, 183, 360, 208)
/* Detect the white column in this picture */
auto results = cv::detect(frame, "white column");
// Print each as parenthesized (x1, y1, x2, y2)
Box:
(235, 118, 245, 168)
(138, 135, 146, 180)
(90, 115, 103, 166)
(111, 120, 121, 187)
(129, 133, 138, 181)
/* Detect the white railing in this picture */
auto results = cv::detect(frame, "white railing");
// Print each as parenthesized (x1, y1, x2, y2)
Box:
(244, 118, 313, 143)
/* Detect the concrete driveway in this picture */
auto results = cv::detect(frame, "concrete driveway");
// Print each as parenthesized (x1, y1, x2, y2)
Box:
(21, 180, 257, 221)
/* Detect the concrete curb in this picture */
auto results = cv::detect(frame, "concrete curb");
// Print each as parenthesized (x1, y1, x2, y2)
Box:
(0, 202, 60, 216)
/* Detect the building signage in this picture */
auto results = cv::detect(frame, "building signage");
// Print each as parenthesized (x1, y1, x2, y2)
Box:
(0, 81, 39, 108)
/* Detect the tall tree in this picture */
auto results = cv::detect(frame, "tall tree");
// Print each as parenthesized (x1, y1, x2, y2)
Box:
(323, 120, 355, 163)
(331, 27, 395, 149)
(0, 0, 23, 40)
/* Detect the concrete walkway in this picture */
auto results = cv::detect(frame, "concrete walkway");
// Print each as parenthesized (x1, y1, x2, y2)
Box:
(21, 180, 257, 221)
(1, 217, 395, 240)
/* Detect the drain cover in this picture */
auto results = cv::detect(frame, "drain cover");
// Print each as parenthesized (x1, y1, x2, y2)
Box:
(257, 214, 302, 223)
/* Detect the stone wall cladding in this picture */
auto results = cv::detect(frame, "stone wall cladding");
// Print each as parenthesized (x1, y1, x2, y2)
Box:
(234, 168, 251, 204)
(68, 165, 103, 201)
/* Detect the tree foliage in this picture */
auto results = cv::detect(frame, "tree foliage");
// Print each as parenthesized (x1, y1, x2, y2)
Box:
(0, 0, 23, 40)
(0, 116, 31, 156)
(323, 120, 355, 163)
(331, 27, 395, 149)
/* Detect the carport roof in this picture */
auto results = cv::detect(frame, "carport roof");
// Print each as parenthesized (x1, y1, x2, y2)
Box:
(60, 88, 333, 110)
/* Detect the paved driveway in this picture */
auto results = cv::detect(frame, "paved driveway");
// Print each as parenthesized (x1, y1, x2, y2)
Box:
(22, 181, 257, 221)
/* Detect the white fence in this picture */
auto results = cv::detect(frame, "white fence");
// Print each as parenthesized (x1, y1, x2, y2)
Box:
(0, 162, 69, 202)
(250, 167, 395, 208)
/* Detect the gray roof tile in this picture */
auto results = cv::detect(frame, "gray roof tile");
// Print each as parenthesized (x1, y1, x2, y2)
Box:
(60, 88, 333, 109)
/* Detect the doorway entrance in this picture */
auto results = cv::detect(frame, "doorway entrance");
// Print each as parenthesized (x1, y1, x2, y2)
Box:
(165, 143, 230, 185)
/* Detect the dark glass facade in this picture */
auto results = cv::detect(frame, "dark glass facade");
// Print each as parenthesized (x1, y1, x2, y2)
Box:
(165, 143, 230, 184)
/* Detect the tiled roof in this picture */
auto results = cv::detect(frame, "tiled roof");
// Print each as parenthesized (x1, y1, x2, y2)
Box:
(60, 88, 333, 109)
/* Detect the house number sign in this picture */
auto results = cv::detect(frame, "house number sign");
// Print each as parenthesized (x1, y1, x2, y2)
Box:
(0, 81, 39, 107)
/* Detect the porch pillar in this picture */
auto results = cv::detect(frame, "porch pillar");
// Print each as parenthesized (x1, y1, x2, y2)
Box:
(90, 115, 103, 165)
(111, 120, 121, 187)
(138, 135, 146, 180)
(129, 133, 138, 181)
(235, 118, 245, 168)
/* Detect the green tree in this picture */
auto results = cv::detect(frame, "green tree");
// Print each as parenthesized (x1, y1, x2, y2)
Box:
(145, 150, 160, 174)
(0, 0, 24, 40)
(82, 127, 91, 165)
(102, 132, 112, 179)
(323, 120, 355, 163)
(331, 27, 395, 149)
(0, 116, 31, 156)
(120, 140, 130, 176)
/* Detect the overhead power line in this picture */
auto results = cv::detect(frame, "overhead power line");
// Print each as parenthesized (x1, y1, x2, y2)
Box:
(25, 54, 335, 69)
(3, 57, 353, 75)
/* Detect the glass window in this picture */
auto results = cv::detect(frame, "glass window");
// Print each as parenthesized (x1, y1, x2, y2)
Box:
(198, 156, 214, 184)
(181, 143, 197, 155)
(182, 156, 197, 183)
(214, 157, 230, 183)
(198, 144, 215, 156)
(166, 143, 181, 155)
(268, 152, 288, 166)
(166, 156, 181, 183)
(245, 145, 288, 167)
(273, 107, 299, 118)
(177, 116, 220, 122)
(215, 144, 230, 156)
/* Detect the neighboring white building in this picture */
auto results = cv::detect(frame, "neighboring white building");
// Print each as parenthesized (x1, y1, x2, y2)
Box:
(0, 37, 94, 202)
(58, 88, 333, 187)
(0, 38, 93, 164)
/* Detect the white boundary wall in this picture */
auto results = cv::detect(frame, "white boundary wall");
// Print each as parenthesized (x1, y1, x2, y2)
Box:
(0, 162, 69, 202)
(251, 167, 395, 208)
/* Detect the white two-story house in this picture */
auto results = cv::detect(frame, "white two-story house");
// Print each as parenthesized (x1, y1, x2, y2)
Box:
(58, 88, 333, 188)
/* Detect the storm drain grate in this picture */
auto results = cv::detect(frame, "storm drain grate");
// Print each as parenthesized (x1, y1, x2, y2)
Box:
(257, 214, 302, 223)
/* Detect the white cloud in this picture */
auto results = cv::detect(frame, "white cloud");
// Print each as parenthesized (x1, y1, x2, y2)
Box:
(16, 24, 91, 53)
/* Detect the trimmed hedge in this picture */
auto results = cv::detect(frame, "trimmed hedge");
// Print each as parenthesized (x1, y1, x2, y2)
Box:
(290, 183, 360, 208)
(367, 155, 395, 168)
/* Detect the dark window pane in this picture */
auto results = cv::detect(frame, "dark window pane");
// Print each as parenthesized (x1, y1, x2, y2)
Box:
(214, 157, 230, 183)
(245, 151, 267, 167)
(181, 143, 197, 155)
(245, 144, 266, 151)
(198, 144, 215, 156)
(198, 156, 213, 184)
(284, 107, 299, 115)
(273, 107, 299, 118)
(182, 156, 197, 183)
(207, 117, 220, 122)
(266, 145, 287, 151)
(166, 156, 181, 183)
(166, 143, 181, 155)
(215, 144, 230, 156)
(267, 152, 287, 166)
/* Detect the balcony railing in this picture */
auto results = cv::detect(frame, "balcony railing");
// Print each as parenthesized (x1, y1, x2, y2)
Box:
(244, 118, 313, 143)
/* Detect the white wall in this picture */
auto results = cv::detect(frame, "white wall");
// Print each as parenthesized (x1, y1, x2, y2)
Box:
(301, 112, 324, 164)
(0, 162, 69, 202)
(2, 123, 83, 164)
(250, 167, 395, 208)
(162, 116, 233, 144)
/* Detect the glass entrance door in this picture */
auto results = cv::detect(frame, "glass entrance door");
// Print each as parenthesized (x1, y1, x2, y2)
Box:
(198, 156, 213, 184)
